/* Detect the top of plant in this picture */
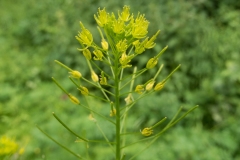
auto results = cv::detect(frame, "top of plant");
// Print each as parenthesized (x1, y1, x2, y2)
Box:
(76, 5, 161, 67)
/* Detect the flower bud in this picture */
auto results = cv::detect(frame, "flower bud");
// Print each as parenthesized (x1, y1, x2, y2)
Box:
(101, 39, 108, 51)
(124, 93, 133, 105)
(82, 49, 92, 60)
(93, 49, 103, 61)
(146, 57, 158, 69)
(78, 86, 89, 96)
(110, 108, 116, 117)
(146, 80, 155, 91)
(135, 85, 144, 94)
(69, 70, 82, 79)
(154, 82, 165, 91)
(88, 114, 97, 122)
(100, 71, 107, 85)
(68, 94, 80, 105)
(91, 71, 99, 82)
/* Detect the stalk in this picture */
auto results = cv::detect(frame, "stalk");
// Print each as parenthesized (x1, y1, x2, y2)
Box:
(114, 57, 121, 160)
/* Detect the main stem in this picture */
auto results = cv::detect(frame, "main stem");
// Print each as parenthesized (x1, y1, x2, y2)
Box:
(114, 63, 121, 160)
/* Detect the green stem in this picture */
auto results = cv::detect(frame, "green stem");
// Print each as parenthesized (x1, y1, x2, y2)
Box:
(52, 112, 88, 142)
(114, 60, 121, 160)
(36, 125, 86, 160)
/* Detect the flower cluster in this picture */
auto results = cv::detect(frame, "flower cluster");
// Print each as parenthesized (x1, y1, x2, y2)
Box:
(47, 6, 197, 160)
(0, 136, 18, 155)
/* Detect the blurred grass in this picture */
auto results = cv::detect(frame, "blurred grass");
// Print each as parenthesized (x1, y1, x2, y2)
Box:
(0, 0, 240, 159)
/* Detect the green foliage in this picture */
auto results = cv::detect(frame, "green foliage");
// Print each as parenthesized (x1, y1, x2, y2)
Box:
(1, 0, 240, 159)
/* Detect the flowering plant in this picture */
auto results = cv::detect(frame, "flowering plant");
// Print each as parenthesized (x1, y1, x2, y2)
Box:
(37, 6, 197, 160)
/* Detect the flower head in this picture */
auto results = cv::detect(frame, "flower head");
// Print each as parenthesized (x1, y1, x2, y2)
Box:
(119, 52, 134, 68)
(76, 22, 93, 47)
(131, 13, 149, 39)
(0, 136, 18, 155)
(119, 6, 131, 21)
(116, 39, 128, 53)
(94, 8, 109, 27)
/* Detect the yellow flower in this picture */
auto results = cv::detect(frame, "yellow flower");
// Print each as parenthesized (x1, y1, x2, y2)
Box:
(146, 57, 158, 69)
(141, 128, 153, 136)
(119, 52, 134, 68)
(135, 85, 145, 94)
(93, 49, 104, 61)
(131, 13, 149, 39)
(112, 19, 125, 34)
(100, 71, 108, 85)
(76, 22, 93, 47)
(133, 39, 147, 54)
(144, 30, 160, 49)
(116, 39, 128, 53)
(69, 70, 82, 79)
(119, 6, 131, 22)
(94, 8, 109, 27)
(18, 147, 25, 155)
(0, 136, 18, 155)
(68, 94, 80, 105)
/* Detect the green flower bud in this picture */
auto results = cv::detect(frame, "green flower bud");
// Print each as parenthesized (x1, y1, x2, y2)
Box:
(101, 39, 108, 51)
(146, 57, 158, 69)
(69, 70, 82, 79)
(68, 94, 80, 105)
(78, 86, 89, 96)
(82, 49, 92, 60)
(154, 82, 165, 91)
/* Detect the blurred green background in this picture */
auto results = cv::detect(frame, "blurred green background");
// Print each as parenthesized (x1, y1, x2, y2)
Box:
(1, 0, 240, 159)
